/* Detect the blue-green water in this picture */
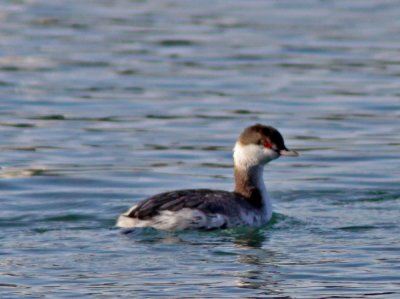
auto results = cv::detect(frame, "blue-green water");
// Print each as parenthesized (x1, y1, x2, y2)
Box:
(1, 0, 400, 298)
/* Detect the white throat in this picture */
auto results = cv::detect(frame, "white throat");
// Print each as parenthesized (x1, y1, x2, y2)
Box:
(233, 142, 273, 220)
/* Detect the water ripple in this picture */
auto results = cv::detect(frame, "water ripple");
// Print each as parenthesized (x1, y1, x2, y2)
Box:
(1, 0, 400, 298)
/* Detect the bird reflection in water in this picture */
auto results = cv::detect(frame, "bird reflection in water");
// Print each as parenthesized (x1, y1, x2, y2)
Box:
(232, 229, 291, 298)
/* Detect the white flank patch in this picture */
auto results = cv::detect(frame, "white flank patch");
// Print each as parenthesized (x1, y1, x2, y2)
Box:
(116, 208, 227, 230)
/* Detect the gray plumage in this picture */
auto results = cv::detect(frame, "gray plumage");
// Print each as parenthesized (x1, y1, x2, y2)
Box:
(128, 189, 259, 223)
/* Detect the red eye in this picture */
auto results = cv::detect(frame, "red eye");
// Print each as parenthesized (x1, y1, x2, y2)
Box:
(263, 141, 272, 148)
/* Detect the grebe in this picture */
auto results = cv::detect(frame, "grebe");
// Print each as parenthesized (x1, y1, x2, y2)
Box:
(116, 124, 298, 230)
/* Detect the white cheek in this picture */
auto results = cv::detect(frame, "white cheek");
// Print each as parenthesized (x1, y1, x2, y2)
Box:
(233, 143, 278, 167)
(263, 148, 279, 161)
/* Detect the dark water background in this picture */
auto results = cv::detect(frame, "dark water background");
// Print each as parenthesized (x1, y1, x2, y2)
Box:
(1, 0, 399, 298)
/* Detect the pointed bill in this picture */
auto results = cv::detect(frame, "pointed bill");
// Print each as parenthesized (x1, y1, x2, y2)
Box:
(279, 149, 299, 157)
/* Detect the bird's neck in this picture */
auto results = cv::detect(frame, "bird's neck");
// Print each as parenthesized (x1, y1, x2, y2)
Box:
(234, 165, 272, 217)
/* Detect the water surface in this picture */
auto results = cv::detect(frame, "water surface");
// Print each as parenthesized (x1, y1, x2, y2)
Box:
(1, 0, 399, 298)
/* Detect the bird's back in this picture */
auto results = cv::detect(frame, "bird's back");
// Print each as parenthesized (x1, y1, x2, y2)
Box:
(117, 189, 265, 230)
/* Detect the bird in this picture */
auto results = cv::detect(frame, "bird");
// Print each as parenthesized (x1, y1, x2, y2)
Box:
(116, 124, 298, 231)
